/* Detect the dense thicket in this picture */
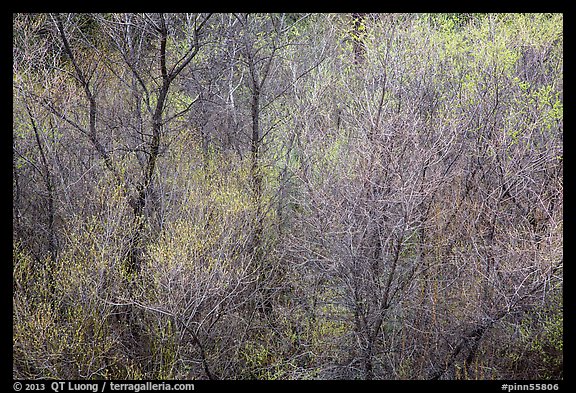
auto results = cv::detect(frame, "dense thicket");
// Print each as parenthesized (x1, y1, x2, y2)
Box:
(13, 13, 562, 380)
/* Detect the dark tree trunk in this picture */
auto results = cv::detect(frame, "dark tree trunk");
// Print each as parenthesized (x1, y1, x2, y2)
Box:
(352, 13, 367, 65)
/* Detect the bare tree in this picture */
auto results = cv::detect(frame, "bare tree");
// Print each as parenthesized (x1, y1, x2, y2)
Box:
(13, 12, 562, 380)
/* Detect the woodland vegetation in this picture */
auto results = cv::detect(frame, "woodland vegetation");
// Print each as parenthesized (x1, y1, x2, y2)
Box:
(13, 13, 563, 380)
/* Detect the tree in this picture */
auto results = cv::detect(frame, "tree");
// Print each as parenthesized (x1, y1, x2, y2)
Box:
(13, 12, 562, 380)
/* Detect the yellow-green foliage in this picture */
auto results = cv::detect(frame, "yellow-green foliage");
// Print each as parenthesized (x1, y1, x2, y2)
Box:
(146, 148, 255, 274)
(238, 291, 352, 380)
(523, 298, 563, 379)
(241, 341, 286, 380)
(13, 13, 562, 381)
(13, 244, 120, 379)
(145, 318, 179, 379)
(311, 303, 350, 349)
(13, 169, 139, 379)
(414, 14, 562, 111)
(502, 292, 563, 380)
